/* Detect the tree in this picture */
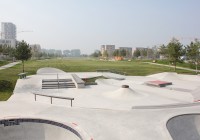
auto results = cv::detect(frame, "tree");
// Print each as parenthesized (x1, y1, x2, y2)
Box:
(140, 48, 147, 58)
(167, 38, 183, 71)
(91, 50, 101, 57)
(15, 40, 32, 72)
(159, 44, 169, 59)
(113, 50, 119, 57)
(186, 39, 200, 73)
(102, 50, 108, 58)
(120, 49, 126, 57)
(0, 45, 3, 54)
(133, 48, 141, 58)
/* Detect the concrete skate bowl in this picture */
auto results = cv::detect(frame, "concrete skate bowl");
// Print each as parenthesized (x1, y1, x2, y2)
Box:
(167, 114, 200, 140)
(0, 118, 84, 140)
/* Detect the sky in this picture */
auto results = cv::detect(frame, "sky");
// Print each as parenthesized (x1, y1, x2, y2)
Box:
(0, 0, 200, 54)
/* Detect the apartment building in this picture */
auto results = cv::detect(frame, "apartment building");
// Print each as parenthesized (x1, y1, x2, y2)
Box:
(101, 45, 115, 57)
(0, 22, 16, 47)
(1, 22, 16, 40)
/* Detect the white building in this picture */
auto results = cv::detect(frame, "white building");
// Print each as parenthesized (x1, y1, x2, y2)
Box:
(101, 45, 115, 57)
(1, 22, 16, 40)
(0, 39, 16, 48)
(0, 22, 16, 47)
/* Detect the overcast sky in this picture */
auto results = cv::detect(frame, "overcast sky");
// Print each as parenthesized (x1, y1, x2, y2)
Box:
(0, 0, 200, 54)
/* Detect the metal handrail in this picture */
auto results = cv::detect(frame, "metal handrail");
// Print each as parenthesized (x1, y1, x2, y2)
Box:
(33, 93, 74, 107)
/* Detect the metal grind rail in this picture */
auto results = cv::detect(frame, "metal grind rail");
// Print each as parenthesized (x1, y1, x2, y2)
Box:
(33, 93, 74, 107)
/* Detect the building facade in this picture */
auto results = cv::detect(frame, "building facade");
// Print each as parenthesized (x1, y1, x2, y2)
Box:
(1, 22, 16, 40)
(71, 49, 81, 57)
(119, 47, 133, 58)
(1, 22, 16, 48)
(0, 39, 16, 48)
(101, 45, 115, 57)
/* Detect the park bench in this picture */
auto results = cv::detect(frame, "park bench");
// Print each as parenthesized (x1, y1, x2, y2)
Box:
(18, 72, 27, 79)
(71, 74, 85, 88)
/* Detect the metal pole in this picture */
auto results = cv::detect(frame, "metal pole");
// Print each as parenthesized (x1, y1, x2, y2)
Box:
(71, 100, 72, 107)
(57, 74, 59, 89)
(35, 94, 36, 101)
(50, 97, 52, 104)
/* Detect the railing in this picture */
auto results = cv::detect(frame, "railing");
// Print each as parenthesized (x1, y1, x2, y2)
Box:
(33, 93, 74, 107)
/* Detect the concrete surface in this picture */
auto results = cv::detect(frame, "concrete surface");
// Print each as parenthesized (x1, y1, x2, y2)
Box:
(0, 67, 200, 140)
(0, 119, 81, 140)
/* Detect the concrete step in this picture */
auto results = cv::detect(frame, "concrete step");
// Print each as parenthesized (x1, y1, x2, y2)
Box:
(42, 79, 72, 83)
(42, 83, 75, 86)
(42, 85, 76, 89)
(42, 82, 76, 89)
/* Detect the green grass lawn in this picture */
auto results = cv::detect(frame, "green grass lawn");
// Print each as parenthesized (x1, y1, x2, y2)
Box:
(155, 59, 200, 70)
(0, 58, 197, 101)
(0, 60, 9, 67)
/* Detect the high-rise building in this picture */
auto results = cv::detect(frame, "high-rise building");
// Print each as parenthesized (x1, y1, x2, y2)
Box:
(1, 22, 16, 40)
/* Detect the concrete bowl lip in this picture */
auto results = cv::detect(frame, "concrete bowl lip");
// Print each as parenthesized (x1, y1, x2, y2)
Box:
(0, 117, 91, 140)
(166, 113, 200, 125)
(132, 102, 200, 109)
(165, 113, 200, 140)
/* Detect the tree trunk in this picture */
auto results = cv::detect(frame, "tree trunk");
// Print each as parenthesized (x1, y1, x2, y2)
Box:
(195, 61, 198, 74)
(174, 61, 176, 71)
(22, 60, 24, 73)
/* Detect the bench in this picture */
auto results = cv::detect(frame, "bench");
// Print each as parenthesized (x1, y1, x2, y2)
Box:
(18, 72, 27, 79)
(71, 74, 85, 88)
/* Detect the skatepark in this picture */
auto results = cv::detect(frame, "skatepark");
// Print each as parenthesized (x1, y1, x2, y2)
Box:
(0, 67, 200, 140)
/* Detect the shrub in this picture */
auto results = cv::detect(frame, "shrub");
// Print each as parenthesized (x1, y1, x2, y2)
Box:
(0, 80, 13, 91)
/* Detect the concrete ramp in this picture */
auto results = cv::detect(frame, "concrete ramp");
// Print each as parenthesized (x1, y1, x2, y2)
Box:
(37, 67, 66, 75)
(167, 114, 200, 140)
(104, 85, 145, 100)
(147, 72, 181, 81)
(0, 118, 83, 140)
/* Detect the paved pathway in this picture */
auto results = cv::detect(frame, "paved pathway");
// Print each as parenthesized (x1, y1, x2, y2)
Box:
(145, 62, 200, 73)
(0, 61, 20, 70)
